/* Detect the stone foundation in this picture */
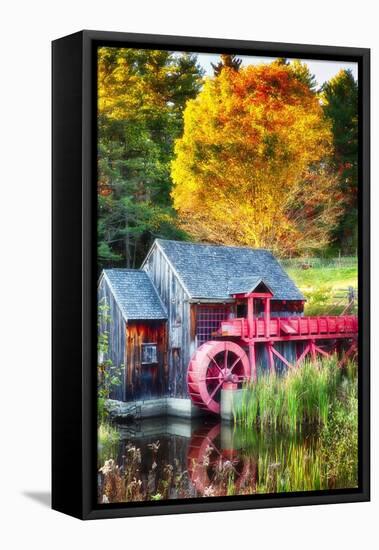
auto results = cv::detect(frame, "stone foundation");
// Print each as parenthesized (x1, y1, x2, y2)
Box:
(106, 389, 244, 421)
(105, 397, 205, 420)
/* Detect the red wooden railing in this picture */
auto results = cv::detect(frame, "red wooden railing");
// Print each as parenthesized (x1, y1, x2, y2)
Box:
(219, 314, 358, 342)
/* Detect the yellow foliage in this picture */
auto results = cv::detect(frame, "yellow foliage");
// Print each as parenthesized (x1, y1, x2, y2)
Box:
(171, 64, 335, 254)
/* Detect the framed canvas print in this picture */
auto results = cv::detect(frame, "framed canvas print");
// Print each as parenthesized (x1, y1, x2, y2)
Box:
(52, 30, 370, 519)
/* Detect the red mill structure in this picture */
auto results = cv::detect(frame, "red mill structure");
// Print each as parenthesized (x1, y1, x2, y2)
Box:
(187, 276, 357, 413)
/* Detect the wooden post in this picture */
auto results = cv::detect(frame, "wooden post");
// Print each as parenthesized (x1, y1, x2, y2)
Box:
(310, 339, 317, 363)
(264, 297, 270, 338)
(267, 341, 275, 374)
(247, 296, 254, 339)
(249, 342, 257, 382)
(348, 286, 355, 313)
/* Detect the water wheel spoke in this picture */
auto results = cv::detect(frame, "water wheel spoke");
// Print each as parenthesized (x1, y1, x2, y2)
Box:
(206, 353, 223, 374)
(199, 376, 220, 382)
(207, 380, 224, 404)
(229, 355, 241, 373)
(223, 348, 229, 370)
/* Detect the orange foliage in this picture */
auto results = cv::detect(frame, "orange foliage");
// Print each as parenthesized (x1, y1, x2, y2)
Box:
(171, 63, 337, 254)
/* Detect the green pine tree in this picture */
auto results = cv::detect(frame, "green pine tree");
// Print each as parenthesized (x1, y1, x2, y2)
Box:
(211, 54, 242, 76)
(97, 48, 204, 269)
(290, 59, 318, 92)
(322, 69, 358, 253)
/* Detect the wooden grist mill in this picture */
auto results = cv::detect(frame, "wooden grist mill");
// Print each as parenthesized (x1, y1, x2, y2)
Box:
(187, 278, 358, 414)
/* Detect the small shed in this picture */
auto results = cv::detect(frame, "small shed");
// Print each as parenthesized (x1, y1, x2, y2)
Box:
(98, 269, 168, 401)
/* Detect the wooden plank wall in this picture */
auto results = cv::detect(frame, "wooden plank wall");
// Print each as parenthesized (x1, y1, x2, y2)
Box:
(143, 246, 191, 398)
(125, 321, 167, 400)
(98, 277, 126, 401)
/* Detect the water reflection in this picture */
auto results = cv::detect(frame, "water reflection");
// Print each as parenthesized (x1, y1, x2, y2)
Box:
(187, 423, 258, 496)
(98, 417, 353, 503)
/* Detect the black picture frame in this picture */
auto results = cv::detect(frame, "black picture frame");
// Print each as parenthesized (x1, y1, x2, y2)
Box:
(52, 30, 370, 520)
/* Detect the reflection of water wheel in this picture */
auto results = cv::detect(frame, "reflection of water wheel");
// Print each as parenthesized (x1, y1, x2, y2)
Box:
(187, 424, 254, 496)
(187, 341, 250, 414)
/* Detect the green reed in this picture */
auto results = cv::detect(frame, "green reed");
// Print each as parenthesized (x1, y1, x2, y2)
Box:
(234, 356, 354, 432)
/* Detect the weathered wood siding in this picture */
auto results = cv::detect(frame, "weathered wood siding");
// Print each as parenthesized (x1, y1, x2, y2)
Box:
(98, 276, 126, 401)
(143, 246, 191, 398)
(125, 321, 167, 400)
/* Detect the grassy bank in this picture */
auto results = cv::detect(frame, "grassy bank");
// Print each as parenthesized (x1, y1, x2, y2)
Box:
(284, 260, 357, 315)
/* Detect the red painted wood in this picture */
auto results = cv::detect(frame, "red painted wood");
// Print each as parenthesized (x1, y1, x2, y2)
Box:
(313, 344, 330, 358)
(264, 297, 270, 338)
(188, 297, 358, 413)
(295, 343, 311, 367)
(267, 342, 275, 374)
(249, 342, 257, 382)
(187, 340, 250, 414)
(271, 345, 293, 369)
(218, 314, 358, 342)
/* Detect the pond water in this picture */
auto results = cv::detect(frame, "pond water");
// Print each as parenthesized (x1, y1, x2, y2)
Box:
(98, 416, 356, 503)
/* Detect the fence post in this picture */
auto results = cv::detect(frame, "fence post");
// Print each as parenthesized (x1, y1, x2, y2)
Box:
(348, 286, 355, 312)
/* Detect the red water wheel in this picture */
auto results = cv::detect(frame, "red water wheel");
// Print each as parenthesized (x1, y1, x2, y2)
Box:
(187, 340, 250, 414)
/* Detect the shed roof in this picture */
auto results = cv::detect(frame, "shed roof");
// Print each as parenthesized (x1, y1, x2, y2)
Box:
(102, 269, 167, 321)
(153, 239, 304, 301)
(227, 276, 273, 296)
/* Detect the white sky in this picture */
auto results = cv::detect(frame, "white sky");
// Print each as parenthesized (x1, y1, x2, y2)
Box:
(195, 53, 358, 88)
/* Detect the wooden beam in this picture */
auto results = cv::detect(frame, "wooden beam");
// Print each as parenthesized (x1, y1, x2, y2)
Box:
(295, 343, 310, 367)
(249, 343, 257, 382)
(271, 345, 292, 369)
(266, 341, 275, 374)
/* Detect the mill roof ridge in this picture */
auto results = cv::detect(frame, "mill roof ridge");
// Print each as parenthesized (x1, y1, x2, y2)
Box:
(155, 237, 270, 250)
(152, 239, 304, 302)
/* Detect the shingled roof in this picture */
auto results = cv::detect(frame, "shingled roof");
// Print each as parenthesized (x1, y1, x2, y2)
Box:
(102, 269, 167, 321)
(227, 276, 273, 296)
(152, 239, 304, 301)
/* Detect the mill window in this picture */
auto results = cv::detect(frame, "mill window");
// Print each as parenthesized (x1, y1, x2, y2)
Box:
(196, 305, 231, 345)
(141, 343, 158, 364)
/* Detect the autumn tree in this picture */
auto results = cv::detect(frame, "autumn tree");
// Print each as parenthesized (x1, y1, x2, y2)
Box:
(322, 69, 358, 253)
(98, 47, 203, 268)
(171, 63, 340, 255)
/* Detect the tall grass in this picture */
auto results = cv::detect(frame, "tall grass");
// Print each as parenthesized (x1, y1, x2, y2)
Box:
(234, 356, 354, 431)
(319, 377, 358, 487)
